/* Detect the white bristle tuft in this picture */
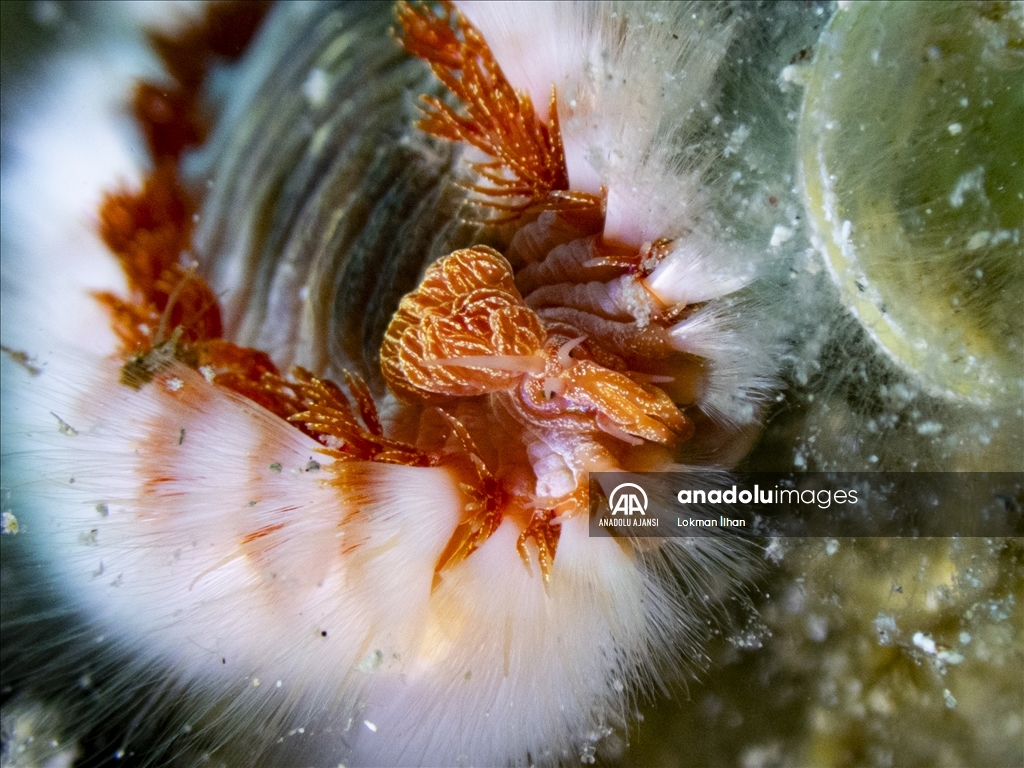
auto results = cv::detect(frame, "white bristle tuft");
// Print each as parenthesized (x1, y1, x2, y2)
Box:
(644, 229, 760, 306)
(3, 348, 755, 766)
(460, 1, 734, 247)
(669, 302, 783, 427)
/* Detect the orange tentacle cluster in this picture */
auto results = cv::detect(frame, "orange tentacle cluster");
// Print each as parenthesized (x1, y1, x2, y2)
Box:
(516, 510, 562, 585)
(96, 1, 269, 356)
(431, 454, 507, 587)
(387, 2, 705, 578)
(395, 1, 599, 221)
(378, 245, 690, 577)
(381, 247, 691, 447)
(285, 369, 434, 467)
(381, 246, 545, 401)
(97, 165, 221, 354)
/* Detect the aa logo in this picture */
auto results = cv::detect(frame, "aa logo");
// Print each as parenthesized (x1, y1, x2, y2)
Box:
(608, 483, 648, 516)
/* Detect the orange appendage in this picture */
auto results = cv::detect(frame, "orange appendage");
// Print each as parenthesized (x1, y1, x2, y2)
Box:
(140, 0, 271, 160)
(284, 369, 434, 467)
(382, 246, 545, 401)
(432, 453, 507, 588)
(382, 247, 691, 447)
(134, 82, 205, 162)
(189, 341, 433, 467)
(100, 1, 272, 344)
(526, 357, 692, 446)
(395, 1, 573, 219)
(148, 1, 272, 91)
(97, 163, 221, 351)
(424, 406, 540, 585)
(516, 510, 562, 585)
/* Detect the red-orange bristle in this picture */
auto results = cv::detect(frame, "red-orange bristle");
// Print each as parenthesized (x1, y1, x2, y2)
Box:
(133, 83, 205, 161)
(395, 1, 578, 221)
(139, 1, 272, 160)
(97, 2, 272, 351)
(517, 510, 562, 584)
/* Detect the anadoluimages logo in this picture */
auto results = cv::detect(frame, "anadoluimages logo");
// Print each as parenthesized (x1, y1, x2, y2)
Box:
(608, 483, 648, 516)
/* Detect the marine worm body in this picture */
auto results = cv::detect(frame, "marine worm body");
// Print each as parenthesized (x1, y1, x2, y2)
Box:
(0, 2, 803, 765)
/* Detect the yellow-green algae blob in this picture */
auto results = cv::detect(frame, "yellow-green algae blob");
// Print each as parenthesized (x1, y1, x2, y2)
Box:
(799, 1, 1023, 405)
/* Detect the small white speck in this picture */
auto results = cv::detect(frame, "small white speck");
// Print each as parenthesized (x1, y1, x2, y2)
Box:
(959, 97, 969, 108)
(947, 122, 962, 136)
(723, 124, 749, 157)
(252, 678, 260, 687)
(937, 649, 965, 665)
(916, 421, 943, 435)
(770, 224, 794, 248)
(841, 219, 852, 243)
(874, 614, 898, 645)
(199, 365, 216, 382)
(779, 64, 807, 86)
(364, 720, 377, 733)
(357, 649, 384, 673)
(276, 680, 283, 688)
(303, 69, 330, 108)
(949, 165, 985, 208)
(805, 613, 828, 642)
(943, 689, 957, 708)
(1, 511, 18, 535)
(966, 231, 990, 250)
(825, 539, 839, 556)
(166, 378, 184, 392)
(764, 538, 785, 563)
(580, 742, 597, 764)
(912, 631, 937, 655)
